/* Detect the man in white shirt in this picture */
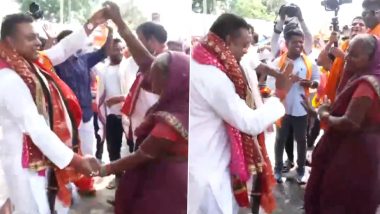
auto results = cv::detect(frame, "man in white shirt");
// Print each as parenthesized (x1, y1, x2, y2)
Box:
(271, 4, 312, 58)
(119, 22, 168, 146)
(267, 26, 320, 185)
(0, 12, 105, 214)
(98, 38, 129, 187)
(189, 13, 293, 214)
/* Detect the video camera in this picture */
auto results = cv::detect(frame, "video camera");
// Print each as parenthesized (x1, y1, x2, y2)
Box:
(28, 2, 43, 20)
(321, 0, 352, 12)
(279, 3, 299, 18)
(321, 0, 352, 61)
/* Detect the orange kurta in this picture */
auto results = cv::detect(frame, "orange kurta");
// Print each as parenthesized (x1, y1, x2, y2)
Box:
(324, 40, 350, 102)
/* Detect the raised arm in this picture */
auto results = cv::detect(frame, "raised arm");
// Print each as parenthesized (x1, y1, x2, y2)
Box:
(271, 19, 284, 58)
(103, 1, 154, 69)
(44, 8, 110, 66)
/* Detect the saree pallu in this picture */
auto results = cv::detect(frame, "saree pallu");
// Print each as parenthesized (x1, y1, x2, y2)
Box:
(305, 75, 380, 214)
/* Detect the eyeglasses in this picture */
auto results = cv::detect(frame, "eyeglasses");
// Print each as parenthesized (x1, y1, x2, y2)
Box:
(362, 9, 380, 17)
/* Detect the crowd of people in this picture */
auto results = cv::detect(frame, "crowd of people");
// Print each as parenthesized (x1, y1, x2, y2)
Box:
(0, 1, 188, 214)
(0, 0, 379, 214)
(189, 0, 380, 213)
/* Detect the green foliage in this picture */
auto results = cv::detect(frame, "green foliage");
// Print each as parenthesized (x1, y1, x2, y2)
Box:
(18, 0, 98, 23)
(230, 0, 272, 20)
(118, 1, 147, 30)
(192, 0, 286, 21)
(262, 0, 286, 16)
(17, 0, 147, 28)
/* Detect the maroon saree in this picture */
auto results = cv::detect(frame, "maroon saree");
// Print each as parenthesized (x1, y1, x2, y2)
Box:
(304, 74, 380, 213)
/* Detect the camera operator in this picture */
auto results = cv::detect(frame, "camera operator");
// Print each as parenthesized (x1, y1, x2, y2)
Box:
(362, 0, 380, 36)
(267, 23, 320, 184)
(271, 4, 313, 58)
(319, 16, 366, 103)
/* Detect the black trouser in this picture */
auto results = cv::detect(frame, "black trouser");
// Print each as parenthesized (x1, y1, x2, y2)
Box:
(307, 116, 320, 148)
(106, 114, 123, 162)
(275, 115, 308, 176)
(94, 113, 105, 160)
(285, 126, 294, 163)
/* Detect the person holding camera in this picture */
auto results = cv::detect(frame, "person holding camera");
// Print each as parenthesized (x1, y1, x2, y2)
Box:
(267, 24, 320, 185)
(319, 16, 366, 104)
(271, 3, 313, 58)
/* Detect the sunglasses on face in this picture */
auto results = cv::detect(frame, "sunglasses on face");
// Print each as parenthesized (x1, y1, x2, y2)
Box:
(362, 9, 380, 17)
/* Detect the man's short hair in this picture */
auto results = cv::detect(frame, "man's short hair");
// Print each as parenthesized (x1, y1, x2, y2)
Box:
(352, 16, 364, 23)
(209, 13, 250, 41)
(113, 38, 122, 44)
(284, 20, 304, 41)
(284, 29, 304, 41)
(56, 30, 73, 43)
(136, 22, 167, 44)
(1, 13, 34, 40)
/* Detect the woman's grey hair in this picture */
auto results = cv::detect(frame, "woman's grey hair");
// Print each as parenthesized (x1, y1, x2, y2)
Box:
(351, 34, 377, 59)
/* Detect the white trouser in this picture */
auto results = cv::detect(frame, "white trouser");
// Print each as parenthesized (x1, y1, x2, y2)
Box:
(79, 117, 95, 156)
(0, 159, 8, 211)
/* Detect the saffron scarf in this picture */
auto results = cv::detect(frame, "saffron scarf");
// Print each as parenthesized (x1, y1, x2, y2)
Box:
(324, 40, 350, 102)
(0, 41, 83, 207)
(192, 32, 276, 213)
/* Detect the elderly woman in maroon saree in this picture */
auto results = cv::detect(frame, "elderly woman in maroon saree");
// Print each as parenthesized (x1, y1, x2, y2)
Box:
(98, 51, 189, 214)
(304, 34, 380, 214)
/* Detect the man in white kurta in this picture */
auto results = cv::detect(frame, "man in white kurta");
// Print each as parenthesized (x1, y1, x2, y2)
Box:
(188, 58, 286, 214)
(0, 14, 103, 214)
(119, 22, 167, 145)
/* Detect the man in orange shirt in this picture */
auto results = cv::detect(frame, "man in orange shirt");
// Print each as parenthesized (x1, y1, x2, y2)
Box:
(363, 0, 380, 36)
(321, 17, 366, 103)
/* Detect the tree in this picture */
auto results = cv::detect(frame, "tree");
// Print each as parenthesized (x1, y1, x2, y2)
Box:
(192, 0, 286, 21)
(230, 0, 273, 20)
(192, 0, 216, 14)
(117, 0, 147, 30)
(262, 0, 286, 17)
(18, 0, 99, 23)
(17, 0, 146, 29)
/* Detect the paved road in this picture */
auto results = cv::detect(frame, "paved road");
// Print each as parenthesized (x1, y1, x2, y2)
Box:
(0, 130, 310, 213)
(70, 131, 312, 214)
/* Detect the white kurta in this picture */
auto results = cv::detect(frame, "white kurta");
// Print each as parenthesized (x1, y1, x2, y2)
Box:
(0, 28, 88, 214)
(188, 59, 285, 214)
